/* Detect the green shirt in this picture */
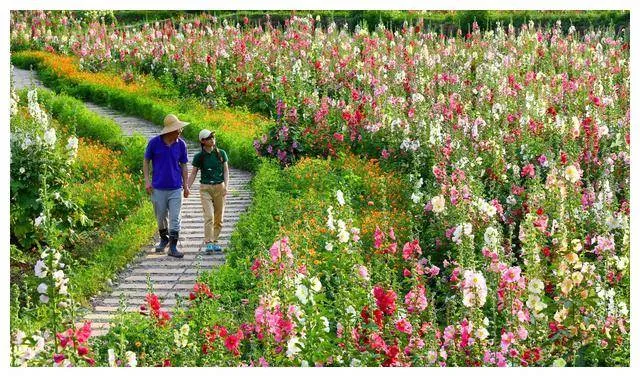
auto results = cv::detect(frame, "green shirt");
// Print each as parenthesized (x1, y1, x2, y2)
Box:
(192, 148, 228, 184)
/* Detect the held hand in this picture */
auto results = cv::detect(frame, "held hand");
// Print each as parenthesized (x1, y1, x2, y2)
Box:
(145, 183, 153, 195)
(223, 183, 228, 196)
(184, 187, 190, 198)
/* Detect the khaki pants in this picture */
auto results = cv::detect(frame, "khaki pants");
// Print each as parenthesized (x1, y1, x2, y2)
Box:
(200, 183, 226, 243)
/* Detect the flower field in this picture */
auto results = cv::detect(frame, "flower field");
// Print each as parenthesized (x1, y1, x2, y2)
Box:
(9, 11, 630, 367)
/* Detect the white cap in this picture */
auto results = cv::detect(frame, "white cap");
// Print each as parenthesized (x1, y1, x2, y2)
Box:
(198, 129, 214, 141)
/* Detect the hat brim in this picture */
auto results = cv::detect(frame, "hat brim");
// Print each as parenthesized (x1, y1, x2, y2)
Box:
(200, 131, 214, 140)
(159, 121, 189, 135)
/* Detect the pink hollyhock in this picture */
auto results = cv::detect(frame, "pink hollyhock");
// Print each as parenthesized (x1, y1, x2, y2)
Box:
(76, 321, 92, 343)
(496, 352, 507, 367)
(385, 242, 398, 254)
(443, 325, 456, 346)
(57, 322, 92, 349)
(517, 326, 529, 340)
(501, 266, 521, 284)
(357, 265, 369, 280)
(402, 239, 422, 260)
(381, 149, 390, 159)
(53, 354, 65, 364)
(269, 237, 292, 263)
(501, 331, 515, 351)
(373, 286, 397, 315)
(369, 332, 387, 352)
(533, 214, 548, 232)
(275, 318, 293, 342)
(521, 163, 536, 178)
(374, 226, 384, 249)
(460, 320, 472, 348)
(405, 285, 428, 313)
(396, 318, 413, 335)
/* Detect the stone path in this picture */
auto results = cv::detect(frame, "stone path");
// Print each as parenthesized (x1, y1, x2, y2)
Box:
(12, 66, 254, 335)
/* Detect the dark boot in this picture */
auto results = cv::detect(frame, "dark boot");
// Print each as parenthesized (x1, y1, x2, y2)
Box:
(168, 231, 184, 258)
(155, 229, 169, 253)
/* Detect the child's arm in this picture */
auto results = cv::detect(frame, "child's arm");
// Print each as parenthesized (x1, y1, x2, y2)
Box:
(187, 166, 199, 189)
(222, 162, 229, 195)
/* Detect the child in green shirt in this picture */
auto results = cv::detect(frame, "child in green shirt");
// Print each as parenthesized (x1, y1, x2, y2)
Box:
(187, 129, 229, 254)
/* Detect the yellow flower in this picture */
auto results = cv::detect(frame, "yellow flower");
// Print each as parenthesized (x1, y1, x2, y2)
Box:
(431, 195, 446, 213)
(564, 165, 581, 183)
(571, 239, 583, 252)
(560, 277, 574, 295)
(554, 307, 568, 323)
(571, 271, 583, 285)
(565, 252, 579, 265)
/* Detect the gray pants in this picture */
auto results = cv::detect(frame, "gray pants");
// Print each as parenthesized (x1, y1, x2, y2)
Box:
(151, 188, 183, 233)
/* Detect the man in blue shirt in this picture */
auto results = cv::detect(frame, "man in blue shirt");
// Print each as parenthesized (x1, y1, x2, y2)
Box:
(143, 114, 190, 258)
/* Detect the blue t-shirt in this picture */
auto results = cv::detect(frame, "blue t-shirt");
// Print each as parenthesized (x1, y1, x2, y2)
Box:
(144, 135, 188, 190)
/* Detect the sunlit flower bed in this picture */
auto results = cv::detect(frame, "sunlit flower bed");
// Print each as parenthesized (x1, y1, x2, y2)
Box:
(9, 11, 630, 367)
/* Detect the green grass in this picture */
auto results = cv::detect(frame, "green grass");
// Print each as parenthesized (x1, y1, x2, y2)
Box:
(69, 201, 157, 305)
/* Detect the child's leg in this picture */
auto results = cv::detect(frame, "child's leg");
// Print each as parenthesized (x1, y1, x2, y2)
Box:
(212, 183, 226, 243)
(200, 184, 215, 243)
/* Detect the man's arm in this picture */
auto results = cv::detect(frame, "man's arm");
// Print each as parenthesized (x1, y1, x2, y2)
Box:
(181, 163, 190, 198)
(143, 158, 152, 195)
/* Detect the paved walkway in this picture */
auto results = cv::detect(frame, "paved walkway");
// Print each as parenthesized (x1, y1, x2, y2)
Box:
(12, 66, 253, 335)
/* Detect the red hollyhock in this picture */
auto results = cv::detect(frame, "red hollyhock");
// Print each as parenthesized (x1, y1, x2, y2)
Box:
(146, 293, 171, 325)
(224, 330, 244, 356)
(373, 286, 397, 316)
(191, 282, 214, 299)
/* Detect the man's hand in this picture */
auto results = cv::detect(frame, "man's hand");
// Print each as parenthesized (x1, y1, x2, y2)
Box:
(145, 183, 153, 195)
(184, 187, 190, 198)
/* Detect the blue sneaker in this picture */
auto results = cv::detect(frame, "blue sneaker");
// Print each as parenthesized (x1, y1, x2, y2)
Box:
(213, 244, 222, 253)
(205, 243, 215, 254)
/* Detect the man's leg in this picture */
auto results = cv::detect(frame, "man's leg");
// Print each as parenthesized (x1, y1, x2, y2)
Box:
(151, 189, 170, 252)
(167, 188, 184, 258)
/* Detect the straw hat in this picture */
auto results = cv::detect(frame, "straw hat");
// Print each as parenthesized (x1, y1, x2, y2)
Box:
(160, 114, 189, 135)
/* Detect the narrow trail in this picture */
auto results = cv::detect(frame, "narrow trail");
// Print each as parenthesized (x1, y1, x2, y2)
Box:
(12, 66, 254, 335)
